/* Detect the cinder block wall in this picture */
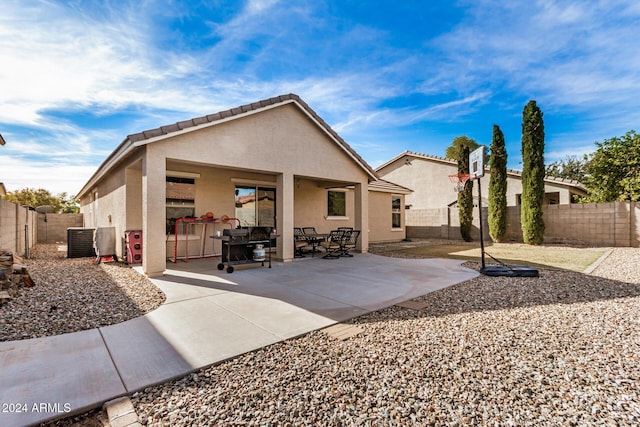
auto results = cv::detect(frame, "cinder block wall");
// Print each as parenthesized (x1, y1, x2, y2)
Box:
(406, 208, 449, 239)
(37, 213, 84, 244)
(0, 199, 17, 251)
(408, 202, 639, 247)
(0, 199, 38, 255)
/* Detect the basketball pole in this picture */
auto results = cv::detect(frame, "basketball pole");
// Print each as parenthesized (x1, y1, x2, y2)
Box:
(476, 176, 486, 270)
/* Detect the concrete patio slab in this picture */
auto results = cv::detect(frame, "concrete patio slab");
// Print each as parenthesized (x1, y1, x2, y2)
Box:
(0, 329, 126, 427)
(100, 296, 284, 392)
(0, 253, 478, 427)
(209, 291, 339, 339)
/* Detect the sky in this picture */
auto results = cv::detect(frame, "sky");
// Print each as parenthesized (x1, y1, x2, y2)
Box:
(1, 0, 639, 196)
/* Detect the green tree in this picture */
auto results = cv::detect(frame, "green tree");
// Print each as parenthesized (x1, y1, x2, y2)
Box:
(2, 188, 66, 212)
(520, 100, 546, 245)
(458, 145, 474, 242)
(545, 155, 587, 182)
(61, 194, 80, 213)
(583, 130, 640, 202)
(488, 125, 507, 242)
(446, 136, 480, 161)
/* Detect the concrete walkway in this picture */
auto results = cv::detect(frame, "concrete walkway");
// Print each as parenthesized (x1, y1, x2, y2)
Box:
(0, 254, 478, 427)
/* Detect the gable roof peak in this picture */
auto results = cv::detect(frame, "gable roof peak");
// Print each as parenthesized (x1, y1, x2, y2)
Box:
(77, 94, 377, 198)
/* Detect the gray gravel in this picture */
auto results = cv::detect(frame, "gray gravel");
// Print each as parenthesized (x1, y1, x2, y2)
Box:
(123, 247, 640, 426)
(0, 244, 165, 341)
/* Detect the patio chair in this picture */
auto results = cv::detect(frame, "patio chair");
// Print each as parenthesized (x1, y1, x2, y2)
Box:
(302, 227, 318, 235)
(294, 227, 308, 258)
(321, 229, 345, 259)
(340, 229, 360, 257)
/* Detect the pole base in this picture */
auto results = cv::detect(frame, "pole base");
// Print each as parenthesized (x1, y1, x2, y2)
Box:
(480, 265, 539, 277)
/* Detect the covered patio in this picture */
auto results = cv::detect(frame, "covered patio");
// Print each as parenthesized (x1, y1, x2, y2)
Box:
(79, 95, 382, 276)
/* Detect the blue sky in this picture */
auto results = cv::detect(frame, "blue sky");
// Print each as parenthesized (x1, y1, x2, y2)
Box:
(1, 0, 639, 196)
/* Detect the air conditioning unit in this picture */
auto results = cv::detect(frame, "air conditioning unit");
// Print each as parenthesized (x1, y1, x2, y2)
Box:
(67, 228, 96, 258)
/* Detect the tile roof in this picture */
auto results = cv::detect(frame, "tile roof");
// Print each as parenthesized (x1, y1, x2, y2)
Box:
(368, 179, 413, 194)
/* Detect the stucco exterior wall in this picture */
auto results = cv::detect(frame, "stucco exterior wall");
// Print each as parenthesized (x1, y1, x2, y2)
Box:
(84, 103, 371, 274)
(79, 151, 145, 259)
(293, 178, 355, 233)
(368, 191, 406, 242)
(149, 105, 369, 183)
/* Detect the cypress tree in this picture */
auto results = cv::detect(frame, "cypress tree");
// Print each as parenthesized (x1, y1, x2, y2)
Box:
(458, 145, 473, 242)
(521, 100, 545, 245)
(488, 124, 508, 242)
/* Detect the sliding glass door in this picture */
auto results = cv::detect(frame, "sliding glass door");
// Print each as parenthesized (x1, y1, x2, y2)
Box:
(234, 185, 275, 227)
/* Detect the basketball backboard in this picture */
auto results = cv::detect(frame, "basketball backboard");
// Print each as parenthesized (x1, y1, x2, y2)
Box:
(469, 146, 485, 179)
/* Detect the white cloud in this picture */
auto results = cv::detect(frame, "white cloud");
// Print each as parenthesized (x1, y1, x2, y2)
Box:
(2, 0, 639, 194)
(0, 154, 96, 195)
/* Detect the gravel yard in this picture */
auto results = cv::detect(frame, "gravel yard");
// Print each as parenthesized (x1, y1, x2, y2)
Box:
(0, 244, 165, 341)
(31, 244, 640, 426)
(125, 247, 640, 426)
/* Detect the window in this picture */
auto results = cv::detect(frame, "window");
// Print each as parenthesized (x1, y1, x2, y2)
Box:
(392, 196, 402, 229)
(545, 192, 560, 205)
(235, 185, 275, 227)
(327, 190, 346, 217)
(166, 177, 195, 234)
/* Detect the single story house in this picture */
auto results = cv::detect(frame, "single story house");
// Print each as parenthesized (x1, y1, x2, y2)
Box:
(376, 151, 588, 211)
(77, 94, 410, 276)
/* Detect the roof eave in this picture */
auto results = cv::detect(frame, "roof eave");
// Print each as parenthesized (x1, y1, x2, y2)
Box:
(76, 137, 135, 199)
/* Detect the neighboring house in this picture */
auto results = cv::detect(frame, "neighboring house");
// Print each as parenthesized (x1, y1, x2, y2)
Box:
(77, 94, 409, 276)
(376, 151, 587, 212)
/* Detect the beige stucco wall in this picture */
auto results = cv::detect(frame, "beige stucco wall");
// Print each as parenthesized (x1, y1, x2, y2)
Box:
(84, 103, 372, 275)
(378, 155, 584, 212)
(368, 191, 406, 242)
(79, 151, 145, 260)
(293, 178, 355, 232)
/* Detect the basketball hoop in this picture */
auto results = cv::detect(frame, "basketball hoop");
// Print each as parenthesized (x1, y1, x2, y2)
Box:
(448, 173, 470, 192)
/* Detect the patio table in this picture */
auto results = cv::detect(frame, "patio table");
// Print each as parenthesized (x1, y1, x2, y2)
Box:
(304, 233, 329, 257)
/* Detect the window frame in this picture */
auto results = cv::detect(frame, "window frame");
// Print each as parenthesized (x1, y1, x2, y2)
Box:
(234, 184, 276, 228)
(391, 195, 402, 230)
(326, 189, 348, 219)
(166, 176, 196, 235)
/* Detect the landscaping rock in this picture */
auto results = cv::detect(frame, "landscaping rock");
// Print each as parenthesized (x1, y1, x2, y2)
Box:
(129, 247, 640, 426)
(0, 244, 165, 342)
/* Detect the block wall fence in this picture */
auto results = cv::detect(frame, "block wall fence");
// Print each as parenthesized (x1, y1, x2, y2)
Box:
(0, 199, 85, 256)
(37, 213, 84, 244)
(407, 202, 640, 247)
(0, 199, 38, 256)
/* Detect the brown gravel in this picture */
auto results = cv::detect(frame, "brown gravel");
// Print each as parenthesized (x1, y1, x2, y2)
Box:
(125, 246, 640, 426)
(32, 244, 640, 426)
(0, 244, 165, 342)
